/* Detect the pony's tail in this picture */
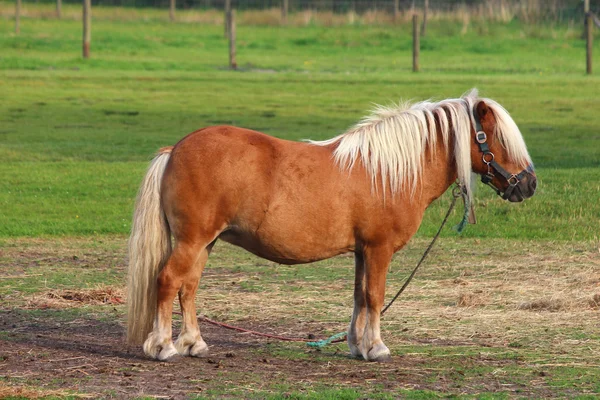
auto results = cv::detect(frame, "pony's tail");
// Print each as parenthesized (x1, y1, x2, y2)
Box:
(127, 147, 173, 345)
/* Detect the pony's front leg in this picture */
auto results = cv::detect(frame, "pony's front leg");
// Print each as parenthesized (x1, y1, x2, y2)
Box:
(143, 242, 202, 361)
(360, 245, 393, 362)
(348, 252, 366, 358)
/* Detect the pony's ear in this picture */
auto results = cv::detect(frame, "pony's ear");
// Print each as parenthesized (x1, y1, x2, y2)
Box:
(476, 100, 490, 120)
(475, 100, 496, 138)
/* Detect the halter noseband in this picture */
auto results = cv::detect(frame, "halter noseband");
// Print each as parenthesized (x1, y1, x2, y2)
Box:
(474, 115, 534, 200)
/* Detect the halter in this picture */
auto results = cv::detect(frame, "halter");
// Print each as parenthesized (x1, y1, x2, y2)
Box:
(473, 114, 534, 200)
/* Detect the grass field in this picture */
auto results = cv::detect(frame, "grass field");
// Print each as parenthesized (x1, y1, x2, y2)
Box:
(1, 3, 600, 399)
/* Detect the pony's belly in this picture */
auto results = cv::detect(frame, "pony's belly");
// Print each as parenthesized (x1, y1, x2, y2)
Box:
(218, 228, 352, 265)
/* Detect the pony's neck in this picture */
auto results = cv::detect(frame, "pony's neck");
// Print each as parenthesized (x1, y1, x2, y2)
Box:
(416, 113, 461, 208)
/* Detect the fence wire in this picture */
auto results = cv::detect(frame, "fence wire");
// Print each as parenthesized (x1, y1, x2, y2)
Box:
(22, 0, 600, 23)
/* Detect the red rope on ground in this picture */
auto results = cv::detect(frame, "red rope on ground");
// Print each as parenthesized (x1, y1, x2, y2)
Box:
(173, 311, 346, 343)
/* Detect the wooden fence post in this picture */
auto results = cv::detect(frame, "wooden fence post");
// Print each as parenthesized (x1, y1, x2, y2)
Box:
(281, 0, 288, 25)
(57, 0, 62, 19)
(15, 0, 21, 34)
(394, 0, 399, 21)
(422, 0, 428, 36)
(228, 9, 237, 70)
(224, 0, 231, 38)
(413, 14, 419, 72)
(83, 0, 91, 59)
(169, 0, 175, 21)
(586, 11, 593, 75)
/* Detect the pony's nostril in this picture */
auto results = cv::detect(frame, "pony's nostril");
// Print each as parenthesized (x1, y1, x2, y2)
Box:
(530, 177, 537, 192)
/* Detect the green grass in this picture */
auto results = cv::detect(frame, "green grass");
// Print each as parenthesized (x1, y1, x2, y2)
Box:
(4, 12, 598, 235)
(195, 387, 469, 399)
(1, 69, 599, 239)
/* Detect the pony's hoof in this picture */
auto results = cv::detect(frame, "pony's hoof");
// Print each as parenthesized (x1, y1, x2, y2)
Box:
(189, 340, 209, 357)
(349, 350, 363, 359)
(143, 334, 178, 361)
(369, 352, 392, 363)
(160, 351, 183, 363)
(347, 342, 363, 359)
(175, 334, 209, 357)
(157, 343, 179, 361)
(364, 343, 391, 362)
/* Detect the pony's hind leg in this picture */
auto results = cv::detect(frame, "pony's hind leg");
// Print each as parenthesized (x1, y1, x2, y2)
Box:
(360, 245, 393, 362)
(348, 252, 367, 358)
(143, 239, 207, 361)
(174, 241, 215, 357)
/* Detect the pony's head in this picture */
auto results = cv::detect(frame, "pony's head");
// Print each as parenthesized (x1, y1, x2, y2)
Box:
(464, 92, 537, 203)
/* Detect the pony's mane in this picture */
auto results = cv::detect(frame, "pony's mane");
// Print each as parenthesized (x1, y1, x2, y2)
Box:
(310, 89, 531, 203)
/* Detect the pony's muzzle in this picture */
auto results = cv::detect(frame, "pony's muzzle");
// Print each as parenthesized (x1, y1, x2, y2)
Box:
(506, 172, 537, 202)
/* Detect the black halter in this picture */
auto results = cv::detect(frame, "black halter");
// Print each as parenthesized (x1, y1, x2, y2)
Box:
(474, 117, 534, 200)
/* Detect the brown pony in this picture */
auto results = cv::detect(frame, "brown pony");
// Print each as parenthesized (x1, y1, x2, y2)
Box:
(127, 89, 536, 362)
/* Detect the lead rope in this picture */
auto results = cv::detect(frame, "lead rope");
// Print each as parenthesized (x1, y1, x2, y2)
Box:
(189, 184, 466, 348)
(381, 184, 464, 316)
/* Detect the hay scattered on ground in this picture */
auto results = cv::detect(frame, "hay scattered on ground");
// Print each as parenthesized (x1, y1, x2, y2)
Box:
(517, 298, 566, 312)
(0, 383, 95, 399)
(516, 295, 600, 312)
(456, 291, 488, 308)
(26, 286, 124, 309)
(588, 293, 600, 308)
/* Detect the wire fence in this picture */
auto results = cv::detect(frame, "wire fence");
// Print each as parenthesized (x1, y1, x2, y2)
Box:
(24, 0, 600, 20)
(8, 0, 596, 73)
(10, 0, 600, 31)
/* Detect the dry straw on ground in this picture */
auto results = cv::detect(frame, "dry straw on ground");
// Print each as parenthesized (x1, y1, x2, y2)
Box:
(0, 384, 95, 399)
(456, 291, 489, 308)
(25, 286, 124, 309)
(517, 297, 566, 312)
(517, 293, 600, 312)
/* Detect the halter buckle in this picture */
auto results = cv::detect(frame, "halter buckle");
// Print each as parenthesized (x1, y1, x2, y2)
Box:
(482, 173, 494, 184)
(476, 131, 487, 144)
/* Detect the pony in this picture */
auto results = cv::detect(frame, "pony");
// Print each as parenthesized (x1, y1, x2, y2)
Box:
(126, 89, 536, 362)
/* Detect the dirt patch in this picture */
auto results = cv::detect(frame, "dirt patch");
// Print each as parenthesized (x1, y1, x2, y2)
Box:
(0, 308, 532, 399)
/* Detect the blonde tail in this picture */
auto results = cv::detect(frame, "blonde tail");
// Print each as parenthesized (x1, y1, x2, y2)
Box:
(127, 148, 173, 345)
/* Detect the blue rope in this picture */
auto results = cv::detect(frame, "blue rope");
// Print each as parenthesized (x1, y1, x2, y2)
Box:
(453, 192, 470, 234)
(306, 331, 347, 348)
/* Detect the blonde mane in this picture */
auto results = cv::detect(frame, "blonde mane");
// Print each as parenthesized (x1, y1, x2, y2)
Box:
(310, 89, 532, 204)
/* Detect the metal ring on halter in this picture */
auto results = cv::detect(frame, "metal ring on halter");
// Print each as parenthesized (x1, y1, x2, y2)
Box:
(482, 152, 494, 164)
(476, 131, 487, 144)
(507, 175, 519, 186)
